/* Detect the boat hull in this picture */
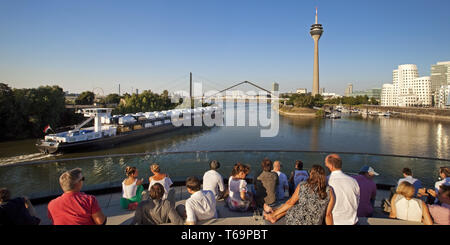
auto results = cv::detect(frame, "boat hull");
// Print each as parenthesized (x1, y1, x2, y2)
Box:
(36, 124, 208, 154)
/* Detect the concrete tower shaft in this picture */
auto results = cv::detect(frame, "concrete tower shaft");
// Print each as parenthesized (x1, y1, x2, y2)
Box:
(310, 8, 323, 96)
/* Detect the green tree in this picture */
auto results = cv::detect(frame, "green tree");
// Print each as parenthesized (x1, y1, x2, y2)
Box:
(75, 91, 95, 105)
(105, 93, 121, 104)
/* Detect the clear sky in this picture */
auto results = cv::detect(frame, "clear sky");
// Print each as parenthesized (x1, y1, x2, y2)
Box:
(1, 0, 449, 95)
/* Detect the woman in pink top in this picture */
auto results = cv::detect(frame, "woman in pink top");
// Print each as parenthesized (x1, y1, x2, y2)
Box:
(425, 184, 450, 225)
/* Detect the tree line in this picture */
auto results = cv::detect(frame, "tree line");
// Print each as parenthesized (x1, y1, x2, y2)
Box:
(0, 83, 83, 141)
(0, 83, 181, 141)
(281, 93, 379, 108)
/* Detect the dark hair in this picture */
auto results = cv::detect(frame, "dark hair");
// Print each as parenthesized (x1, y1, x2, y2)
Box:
(402, 168, 412, 176)
(231, 162, 250, 177)
(149, 183, 165, 200)
(210, 160, 220, 170)
(306, 165, 328, 200)
(261, 158, 273, 172)
(0, 188, 11, 202)
(439, 185, 450, 199)
(440, 167, 450, 178)
(186, 176, 201, 192)
(295, 160, 304, 170)
(125, 166, 137, 177)
(326, 154, 342, 169)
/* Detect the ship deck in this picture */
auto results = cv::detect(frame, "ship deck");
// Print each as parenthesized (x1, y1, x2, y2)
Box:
(33, 185, 423, 225)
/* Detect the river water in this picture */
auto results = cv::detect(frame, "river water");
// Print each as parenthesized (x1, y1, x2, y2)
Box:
(0, 102, 449, 197)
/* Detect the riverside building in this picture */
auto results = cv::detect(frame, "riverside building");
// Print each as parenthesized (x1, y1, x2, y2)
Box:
(431, 61, 450, 106)
(381, 64, 432, 107)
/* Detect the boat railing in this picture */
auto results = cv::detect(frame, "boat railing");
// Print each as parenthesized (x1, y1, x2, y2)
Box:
(0, 150, 448, 202)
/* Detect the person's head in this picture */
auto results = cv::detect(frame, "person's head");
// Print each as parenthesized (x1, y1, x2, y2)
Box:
(306, 165, 328, 199)
(150, 163, 161, 174)
(438, 184, 450, 205)
(0, 188, 11, 203)
(185, 176, 201, 194)
(402, 168, 412, 177)
(209, 160, 220, 170)
(231, 162, 250, 179)
(59, 168, 85, 193)
(439, 167, 450, 179)
(396, 181, 415, 200)
(325, 154, 342, 172)
(273, 161, 281, 172)
(125, 166, 138, 178)
(149, 183, 165, 200)
(295, 160, 304, 170)
(359, 165, 379, 180)
(261, 158, 273, 172)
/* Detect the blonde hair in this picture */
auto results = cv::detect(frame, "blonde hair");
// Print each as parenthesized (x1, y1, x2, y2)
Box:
(396, 181, 415, 199)
(150, 163, 160, 173)
(59, 168, 83, 192)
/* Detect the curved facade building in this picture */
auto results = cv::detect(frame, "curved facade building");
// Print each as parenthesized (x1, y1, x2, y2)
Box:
(381, 64, 432, 107)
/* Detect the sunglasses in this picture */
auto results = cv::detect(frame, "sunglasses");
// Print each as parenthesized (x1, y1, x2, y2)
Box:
(79, 176, 85, 182)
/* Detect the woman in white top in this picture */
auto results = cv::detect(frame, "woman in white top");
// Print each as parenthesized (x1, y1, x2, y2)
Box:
(148, 163, 174, 205)
(226, 163, 255, 212)
(389, 181, 433, 225)
(120, 166, 144, 210)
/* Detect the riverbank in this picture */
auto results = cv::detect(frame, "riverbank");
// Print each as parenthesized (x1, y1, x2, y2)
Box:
(277, 105, 317, 117)
(360, 105, 450, 121)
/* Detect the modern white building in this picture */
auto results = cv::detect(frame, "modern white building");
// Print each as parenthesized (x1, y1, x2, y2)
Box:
(436, 85, 450, 109)
(296, 88, 307, 94)
(381, 64, 432, 107)
(431, 61, 450, 106)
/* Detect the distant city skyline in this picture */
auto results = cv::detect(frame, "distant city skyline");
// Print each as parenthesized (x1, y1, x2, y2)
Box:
(1, 0, 449, 95)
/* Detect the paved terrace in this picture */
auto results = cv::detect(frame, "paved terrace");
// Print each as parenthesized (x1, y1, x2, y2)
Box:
(33, 185, 423, 225)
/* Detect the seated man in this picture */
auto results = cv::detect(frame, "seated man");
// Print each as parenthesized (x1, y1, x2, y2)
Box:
(176, 176, 217, 225)
(254, 158, 278, 208)
(47, 168, 107, 225)
(132, 183, 183, 225)
(0, 188, 41, 225)
(202, 160, 227, 200)
(397, 168, 422, 197)
(352, 166, 378, 217)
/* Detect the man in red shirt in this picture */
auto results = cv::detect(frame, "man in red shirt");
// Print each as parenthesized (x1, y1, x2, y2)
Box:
(47, 168, 107, 225)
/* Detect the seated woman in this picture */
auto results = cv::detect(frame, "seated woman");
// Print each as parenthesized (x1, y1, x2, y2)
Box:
(132, 183, 183, 225)
(423, 184, 450, 225)
(389, 181, 433, 225)
(264, 165, 335, 225)
(148, 163, 175, 206)
(120, 166, 145, 210)
(226, 163, 256, 212)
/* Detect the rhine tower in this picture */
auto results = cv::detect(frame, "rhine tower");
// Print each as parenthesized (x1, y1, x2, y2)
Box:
(310, 8, 324, 96)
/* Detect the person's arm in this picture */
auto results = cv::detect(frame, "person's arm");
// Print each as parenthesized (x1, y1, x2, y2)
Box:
(265, 184, 300, 223)
(218, 175, 225, 192)
(168, 206, 184, 225)
(136, 178, 144, 186)
(92, 210, 107, 225)
(389, 194, 397, 219)
(421, 201, 433, 225)
(325, 188, 335, 225)
(184, 201, 196, 225)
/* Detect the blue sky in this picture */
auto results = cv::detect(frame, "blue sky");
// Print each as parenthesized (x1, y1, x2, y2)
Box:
(1, 0, 449, 95)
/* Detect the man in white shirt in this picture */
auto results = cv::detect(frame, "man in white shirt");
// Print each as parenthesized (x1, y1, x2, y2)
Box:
(325, 154, 360, 225)
(177, 176, 217, 225)
(202, 160, 226, 200)
(272, 161, 289, 201)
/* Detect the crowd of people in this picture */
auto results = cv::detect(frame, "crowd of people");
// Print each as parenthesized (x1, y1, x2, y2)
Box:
(1, 154, 449, 225)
